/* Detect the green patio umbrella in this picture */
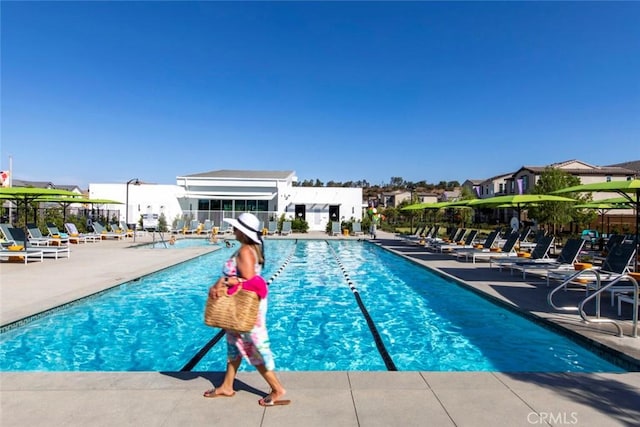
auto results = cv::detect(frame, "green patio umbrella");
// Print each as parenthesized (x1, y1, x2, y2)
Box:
(0, 187, 80, 247)
(553, 178, 640, 253)
(400, 202, 429, 211)
(463, 194, 578, 229)
(594, 196, 634, 207)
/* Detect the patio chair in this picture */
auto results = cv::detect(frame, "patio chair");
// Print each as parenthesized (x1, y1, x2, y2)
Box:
(401, 224, 426, 241)
(435, 230, 478, 253)
(44, 223, 72, 246)
(109, 223, 129, 237)
(425, 227, 462, 249)
(281, 221, 292, 236)
(119, 221, 135, 237)
(459, 232, 519, 264)
(352, 222, 365, 236)
(454, 229, 501, 261)
(590, 234, 626, 264)
(184, 219, 200, 234)
(217, 221, 233, 235)
(509, 238, 586, 280)
(201, 219, 213, 236)
(92, 222, 124, 240)
(65, 222, 100, 243)
(267, 221, 278, 235)
(6, 227, 70, 259)
(0, 244, 44, 264)
(171, 220, 186, 235)
(25, 223, 59, 246)
(400, 224, 432, 245)
(331, 221, 341, 236)
(546, 242, 637, 305)
(490, 235, 555, 273)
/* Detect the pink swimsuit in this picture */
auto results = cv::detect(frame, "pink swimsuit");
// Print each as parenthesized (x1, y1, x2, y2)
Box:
(222, 250, 275, 370)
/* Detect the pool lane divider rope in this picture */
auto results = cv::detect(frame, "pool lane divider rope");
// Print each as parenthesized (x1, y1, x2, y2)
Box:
(181, 240, 298, 372)
(325, 242, 397, 371)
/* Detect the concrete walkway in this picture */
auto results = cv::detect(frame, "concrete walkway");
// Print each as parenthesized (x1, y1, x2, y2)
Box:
(1, 231, 639, 426)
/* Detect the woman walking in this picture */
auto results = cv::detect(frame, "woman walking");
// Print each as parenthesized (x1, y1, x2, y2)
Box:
(204, 213, 290, 407)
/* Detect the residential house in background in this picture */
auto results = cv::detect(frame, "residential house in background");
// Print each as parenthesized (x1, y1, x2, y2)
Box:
(508, 160, 636, 197)
(466, 159, 638, 229)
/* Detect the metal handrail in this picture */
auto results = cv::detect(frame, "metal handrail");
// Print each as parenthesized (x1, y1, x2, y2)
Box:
(548, 268, 639, 338)
(579, 274, 638, 338)
(547, 269, 601, 313)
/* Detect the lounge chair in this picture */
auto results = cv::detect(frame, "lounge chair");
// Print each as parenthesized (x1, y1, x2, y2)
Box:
(428, 228, 467, 251)
(331, 221, 341, 236)
(401, 225, 433, 245)
(171, 220, 186, 235)
(352, 222, 365, 236)
(6, 227, 70, 259)
(546, 242, 637, 305)
(490, 235, 555, 273)
(1, 224, 35, 248)
(425, 227, 460, 248)
(185, 219, 200, 234)
(280, 221, 292, 236)
(590, 234, 626, 264)
(44, 223, 72, 246)
(401, 224, 426, 242)
(513, 227, 535, 250)
(64, 222, 100, 243)
(201, 219, 213, 236)
(266, 221, 278, 235)
(109, 223, 128, 237)
(426, 225, 439, 237)
(508, 238, 586, 280)
(0, 244, 44, 264)
(92, 222, 124, 240)
(25, 224, 58, 246)
(435, 230, 478, 253)
(460, 232, 519, 264)
(454, 229, 501, 261)
(217, 221, 233, 235)
(119, 221, 135, 237)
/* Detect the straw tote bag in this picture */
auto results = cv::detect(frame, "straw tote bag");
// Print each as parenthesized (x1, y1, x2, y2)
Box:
(204, 282, 260, 333)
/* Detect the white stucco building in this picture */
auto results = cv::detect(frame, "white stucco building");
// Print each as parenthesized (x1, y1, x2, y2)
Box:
(89, 170, 363, 232)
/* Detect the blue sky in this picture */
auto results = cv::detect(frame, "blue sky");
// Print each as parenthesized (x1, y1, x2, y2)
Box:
(1, 1, 639, 190)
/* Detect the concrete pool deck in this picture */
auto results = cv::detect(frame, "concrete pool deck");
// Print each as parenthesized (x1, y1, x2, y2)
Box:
(1, 230, 639, 426)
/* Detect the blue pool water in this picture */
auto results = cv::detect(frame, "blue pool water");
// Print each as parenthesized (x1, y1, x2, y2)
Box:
(0, 240, 625, 372)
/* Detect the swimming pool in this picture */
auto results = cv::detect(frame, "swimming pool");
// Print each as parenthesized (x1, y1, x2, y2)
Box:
(0, 240, 625, 372)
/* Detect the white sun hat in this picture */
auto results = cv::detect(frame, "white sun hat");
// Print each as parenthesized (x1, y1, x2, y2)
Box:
(223, 213, 262, 244)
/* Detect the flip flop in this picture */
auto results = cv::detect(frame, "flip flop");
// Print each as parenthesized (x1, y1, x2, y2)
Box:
(258, 394, 291, 407)
(203, 388, 236, 398)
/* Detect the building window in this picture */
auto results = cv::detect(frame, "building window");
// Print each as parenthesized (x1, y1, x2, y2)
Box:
(198, 199, 210, 211)
(235, 200, 247, 211)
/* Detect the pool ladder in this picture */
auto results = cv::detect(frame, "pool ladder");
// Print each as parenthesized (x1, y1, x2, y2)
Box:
(547, 270, 638, 338)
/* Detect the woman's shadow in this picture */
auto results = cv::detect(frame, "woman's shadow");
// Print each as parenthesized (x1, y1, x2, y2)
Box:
(161, 371, 267, 397)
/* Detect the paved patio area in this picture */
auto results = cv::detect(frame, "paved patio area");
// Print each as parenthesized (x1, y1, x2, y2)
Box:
(1, 230, 639, 426)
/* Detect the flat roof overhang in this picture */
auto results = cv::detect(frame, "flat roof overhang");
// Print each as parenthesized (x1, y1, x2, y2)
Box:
(182, 191, 277, 200)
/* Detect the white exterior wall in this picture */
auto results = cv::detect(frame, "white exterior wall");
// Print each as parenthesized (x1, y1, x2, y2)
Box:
(284, 187, 363, 231)
(90, 179, 363, 232)
(89, 183, 184, 225)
